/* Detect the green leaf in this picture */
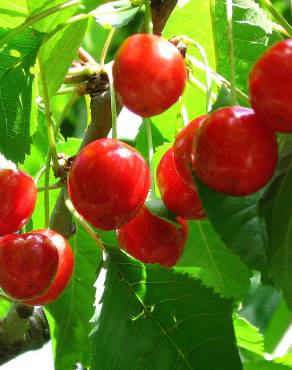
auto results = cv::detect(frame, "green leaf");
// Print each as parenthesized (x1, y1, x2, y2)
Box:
(93, 0, 141, 29)
(260, 151, 292, 308)
(46, 222, 102, 370)
(39, 19, 88, 98)
(177, 220, 251, 300)
(90, 247, 243, 370)
(197, 177, 269, 276)
(0, 28, 44, 163)
(212, 0, 282, 94)
(234, 315, 264, 355)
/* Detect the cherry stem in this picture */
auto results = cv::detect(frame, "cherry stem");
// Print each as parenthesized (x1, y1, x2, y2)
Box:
(261, 0, 292, 36)
(78, 47, 97, 65)
(187, 74, 217, 103)
(64, 190, 105, 250)
(226, 0, 237, 106)
(144, 118, 155, 193)
(144, 0, 153, 34)
(106, 67, 118, 140)
(0, 0, 80, 49)
(44, 154, 51, 229)
(183, 37, 212, 112)
(38, 182, 63, 192)
(175, 94, 189, 135)
(100, 29, 116, 70)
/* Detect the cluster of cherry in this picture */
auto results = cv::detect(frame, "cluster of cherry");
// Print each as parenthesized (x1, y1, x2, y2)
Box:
(68, 35, 292, 268)
(0, 160, 74, 304)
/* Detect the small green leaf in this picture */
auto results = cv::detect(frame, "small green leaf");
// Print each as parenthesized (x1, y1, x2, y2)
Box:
(145, 192, 179, 226)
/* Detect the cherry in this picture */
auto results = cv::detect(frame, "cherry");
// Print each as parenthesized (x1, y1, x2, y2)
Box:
(249, 39, 292, 133)
(24, 229, 74, 306)
(0, 163, 37, 236)
(157, 148, 204, 220)
(112, 33, 187, 117)
(117, 207, 188, 267)
(173, 115, 207, 188)
(0, 233, 58, 300)
(193, 106, 278, 196)
(68, 138, 151, 230)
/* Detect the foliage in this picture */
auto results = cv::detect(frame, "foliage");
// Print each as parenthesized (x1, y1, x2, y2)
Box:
(1, 0, 292, 369)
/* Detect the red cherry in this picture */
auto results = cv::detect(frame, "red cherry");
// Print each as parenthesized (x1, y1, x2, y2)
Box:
(157, 148, 204, 220)
(113, 34, 187, 117)
(0, 167, 37, 236)
(249, 39, 292, 133)
(0, 233, 59, 300)
(173, 115, 207, 188)
(117, 207, 188, 267)
(68, 138, 151, 230)
(193, 107, 278, 196)
(24, 229, 74, 306)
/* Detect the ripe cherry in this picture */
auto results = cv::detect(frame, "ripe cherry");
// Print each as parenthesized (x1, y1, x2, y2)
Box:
(117, 207, 188, 267)
(193, 107, 278, 196)
(157, 148, 204, 220)
(113, 33, 187, 117)
(0, 160, 37, 236)
(24, 229, 74, 306)
(68, 138, 151, 230)
(249, 39, 292, 133)
(173, 115, 207, 188)
(0, 233, 58, 300)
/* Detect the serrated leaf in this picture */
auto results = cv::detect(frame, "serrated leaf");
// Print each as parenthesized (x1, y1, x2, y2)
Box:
(46, 223, 102, 370)
(93, 0, 140, 29)
(39, 19, 88, 98)
(213, 0, 283, 94)
(197, 179, 269, 276)
(260, 151, 292, 308)
(90, 247, 243, 370)
(234, 315, 264, 355)
(0, 28, 44, 163)
(177, 220, 251, 300)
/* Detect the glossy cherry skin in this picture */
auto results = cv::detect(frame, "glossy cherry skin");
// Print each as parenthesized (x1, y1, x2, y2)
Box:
(117, 207, 188, 267)
(0, 233, 59, 300)
(173, 115, 207, 189)
(193, 107, 278, 196)
(157, 148, 205, 220)
(0, 168, 37, 236)
(68, 138, 151, 231)
(113, 34, 187, 117)
(24, 229, 74, 306)
(249, 39, 292, 133)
